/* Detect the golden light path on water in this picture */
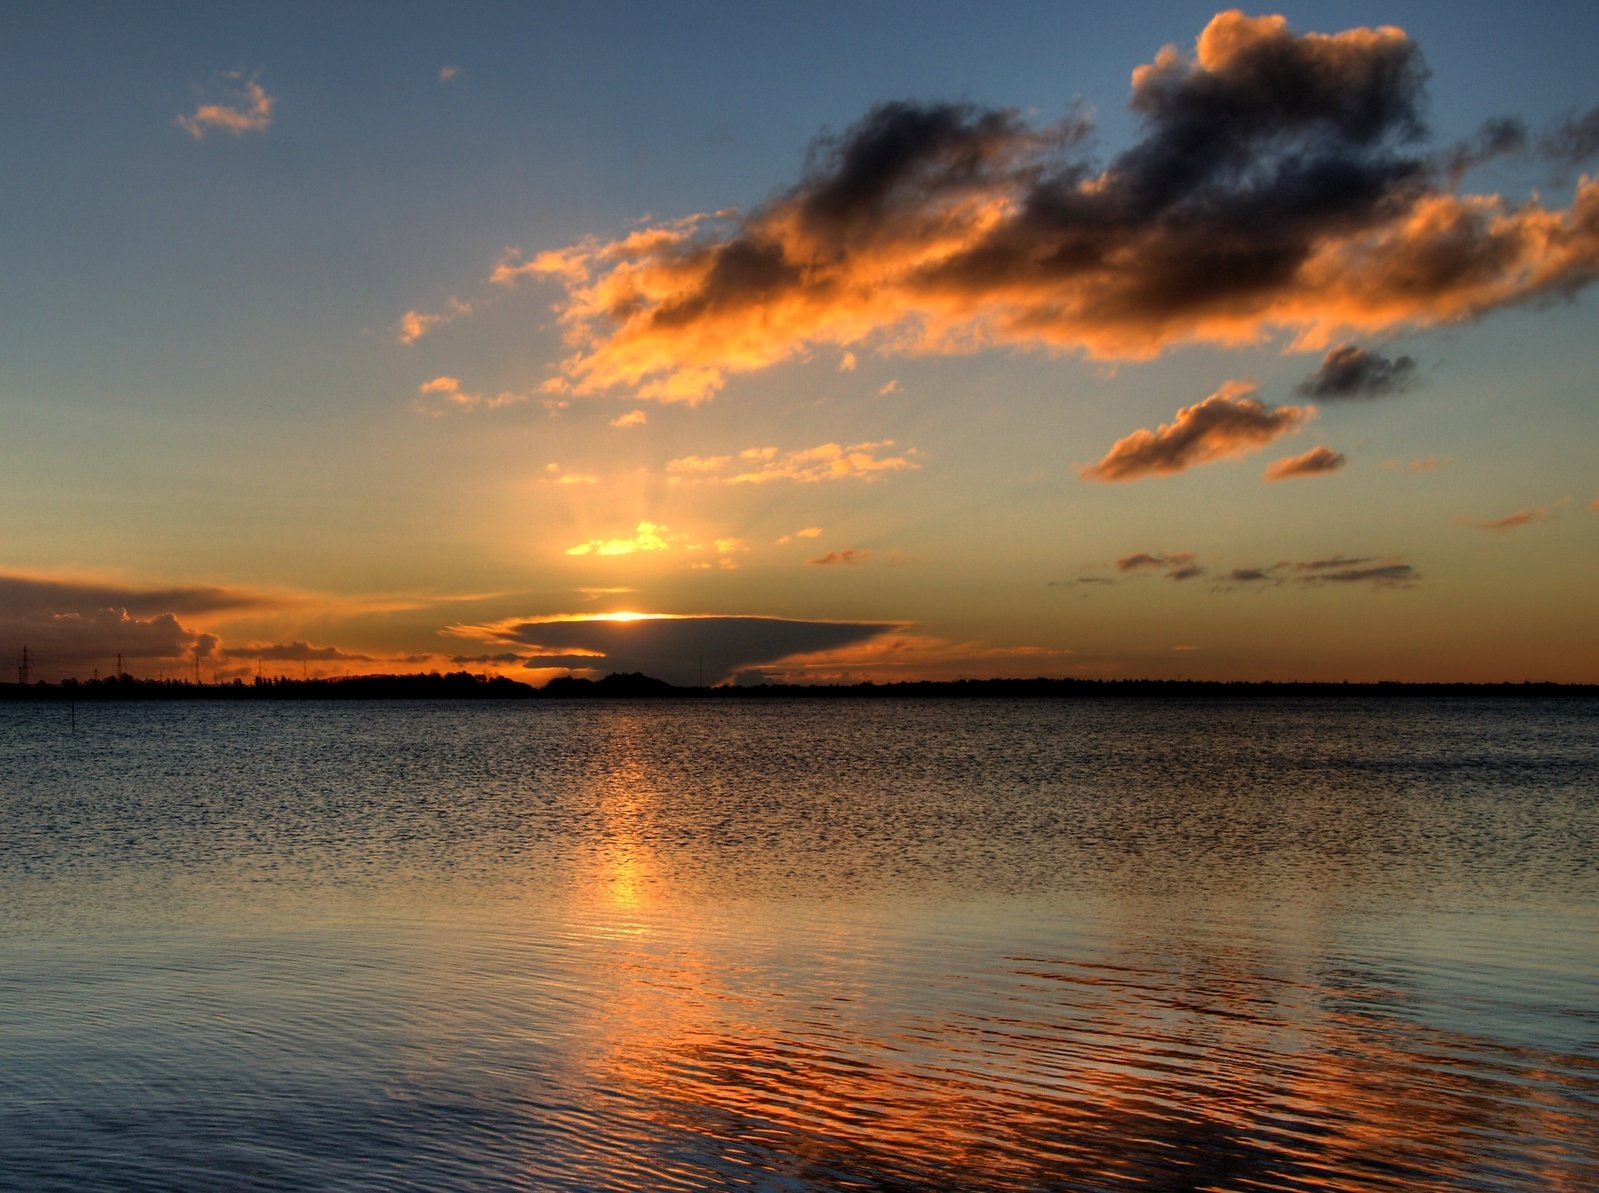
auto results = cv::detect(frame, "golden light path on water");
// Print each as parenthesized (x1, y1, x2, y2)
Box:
(1, 698, 1596, 1190)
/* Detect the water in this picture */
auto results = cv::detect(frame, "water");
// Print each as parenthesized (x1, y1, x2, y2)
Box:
(1, 698, 1596, 1190)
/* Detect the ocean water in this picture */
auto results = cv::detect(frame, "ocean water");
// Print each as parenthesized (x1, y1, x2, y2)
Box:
(1, 697, 1595, 1191)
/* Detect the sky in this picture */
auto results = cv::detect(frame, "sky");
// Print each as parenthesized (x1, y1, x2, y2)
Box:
(3, 2, 1597, 685)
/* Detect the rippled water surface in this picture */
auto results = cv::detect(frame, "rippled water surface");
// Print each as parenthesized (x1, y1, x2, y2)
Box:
(2, 698, 1596, 1190)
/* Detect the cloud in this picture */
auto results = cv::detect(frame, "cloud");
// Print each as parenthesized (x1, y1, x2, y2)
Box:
(221, 641, 375, 662)
(1383, 456, 1443, 472)
(667, 440, 918, 484)
(808, 549, 871, 566)
(610, 409, 648, 428)
(1083, 381, 1312, 481)
(838, 352, 858, 372)
(397, 298, 472, 345)
(497, 12, 1599, 404)
(877, 380, 902, 396)
(1264, 444, 1346, 480)
(446, 612, 899, 686)
(1455, 507, 1549, 532)
(1295, 345, 1418, 400)
(439, 65, 462, 84)
(414, 375, 531, 413)
(1227, 567, 1275, 583)
(777, 526, 824, 544)
(1297, 562, 1417, 587)
(0, 573, 269, 618)
(176, 70, 275, 140)
(565, 520, 674, 557)
(543, 463, 598, 485)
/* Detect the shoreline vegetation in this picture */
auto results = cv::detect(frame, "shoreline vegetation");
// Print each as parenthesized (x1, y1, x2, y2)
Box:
(2, 672, 1596, 701)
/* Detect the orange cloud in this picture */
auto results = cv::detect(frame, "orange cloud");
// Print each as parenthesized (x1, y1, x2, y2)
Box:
(667, 441, 918, 484)
(176, 70, 275, 140)
(1264, 445, 1347, 481)
(610, 408, 648, 428)
(396, 297, 472, 345)
(777, 526, 823, 544)
(1083, 382, 1312, 481)
(1455, 507, 1549, 532)
(414, 375, 530, 413)
(1115, 551, 1203, 580)
(498, 12, 1599, 403)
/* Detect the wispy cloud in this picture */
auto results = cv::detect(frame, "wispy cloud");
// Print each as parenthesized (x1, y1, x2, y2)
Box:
(1083, 382, 1312, 482)
(1115, 551, 1204, 581)
(1264, 445, 1347, 481)
(808, 549, 871, 566)
(1455, 507, 1550, 532)
(439, 65, 462, 84)
(777, 526, 823, 545)
(1296, 345, 1418, 400)
(1383, 456, 1444, 472)
(176, 69, 275, 140)
(667, 441, 918, 485)
(610, 409, 648, 428)
(494, 12, 1599, 404)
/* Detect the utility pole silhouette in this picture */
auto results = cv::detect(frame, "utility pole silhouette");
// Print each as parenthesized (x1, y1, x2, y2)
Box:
(16, 646, 28, 685)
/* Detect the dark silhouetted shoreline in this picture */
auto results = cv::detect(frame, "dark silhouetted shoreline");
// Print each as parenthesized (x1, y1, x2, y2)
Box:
(2, 671, 1595, 701)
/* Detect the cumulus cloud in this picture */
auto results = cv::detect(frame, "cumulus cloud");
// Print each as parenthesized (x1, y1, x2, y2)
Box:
(446, 613, 899, 686)
(176, 70, 275, 140)
(666, 440, 918, 484)
(1264, 444, 1346, 480)
(565, 520, 673, 557)
(1295, 345, 1418, 400)
(1083, 381, 1312, 481)
(1456, 507, 1549, 532)
(809, 549, 871, 566)
(490, 12, 1599, 404)
(610, 409, 648, 428)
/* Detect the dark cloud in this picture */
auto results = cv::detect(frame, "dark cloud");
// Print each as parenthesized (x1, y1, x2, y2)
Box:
(1294, 555, 1373, 572)
(1296, 345, 1417, 399)
(1297, 563, 1417, 587)
(1, 607, 206, 676)
(449, 615, 899, 686)
(513, 12, 1599, 404)
(1228, 567, 1276, 583)
(1083, 382, 1311, 481)
(0, 573, 268, 618)
(1264, 444, 1347, 480)
(222, 641, 375, 662)
(808, 549, 871, 566)
(1115, 551, 1203, 580)
(1538, 105, 1599, 168)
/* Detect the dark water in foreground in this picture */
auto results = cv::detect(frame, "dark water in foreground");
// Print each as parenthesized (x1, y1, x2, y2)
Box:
(1, 698, 1596, 1191)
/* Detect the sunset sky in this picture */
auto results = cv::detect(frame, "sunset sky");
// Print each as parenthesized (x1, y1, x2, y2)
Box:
(4, 2, 1597, 685)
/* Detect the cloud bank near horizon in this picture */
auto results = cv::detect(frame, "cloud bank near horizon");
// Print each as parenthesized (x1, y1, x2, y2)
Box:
(447, 614, 900, 686)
